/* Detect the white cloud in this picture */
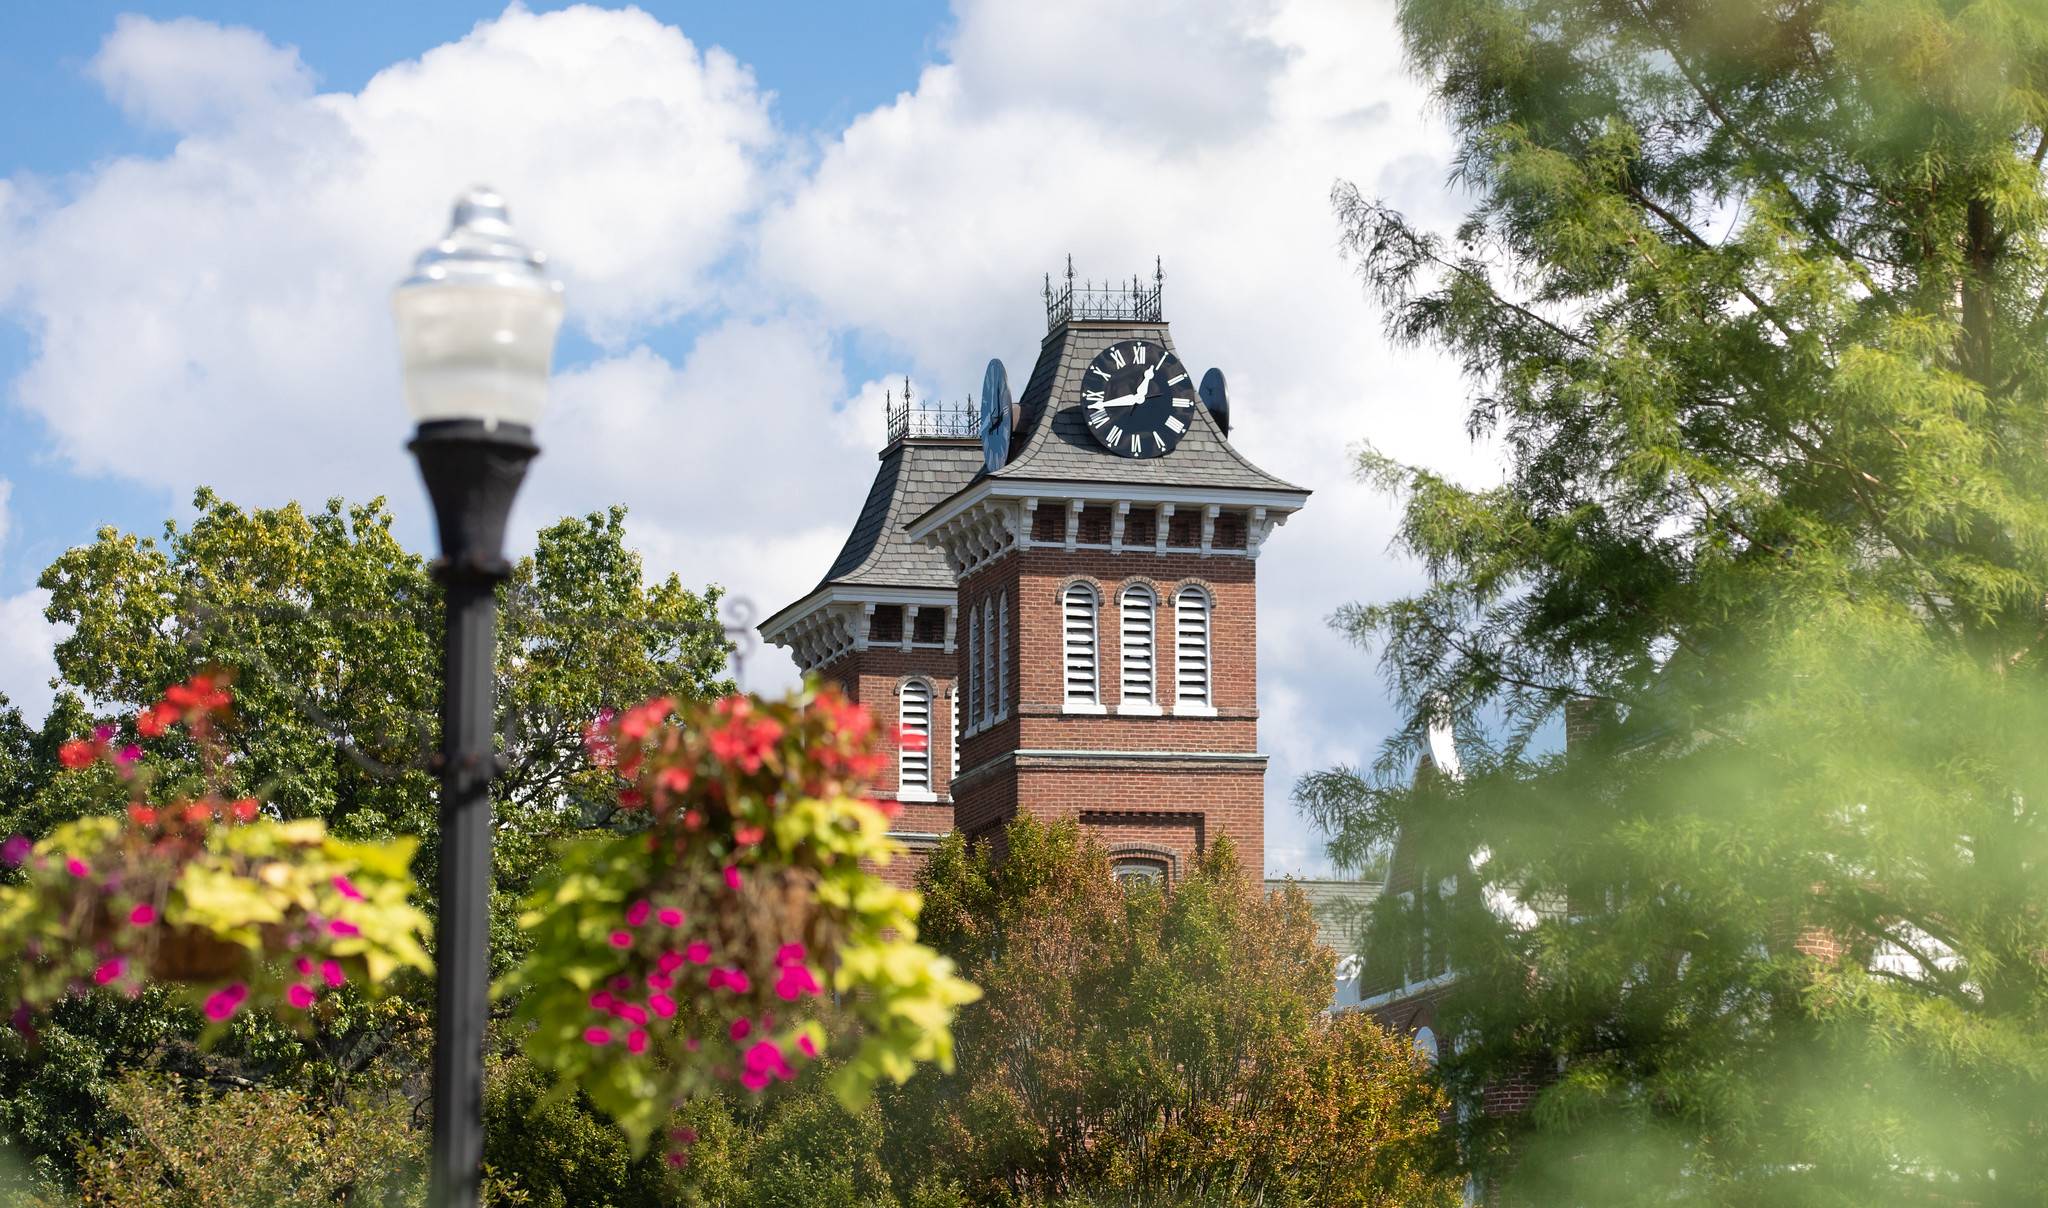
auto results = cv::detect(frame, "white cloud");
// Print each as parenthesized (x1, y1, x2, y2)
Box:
(90, 14, 316, 134)
(0, 0, 1492, 874)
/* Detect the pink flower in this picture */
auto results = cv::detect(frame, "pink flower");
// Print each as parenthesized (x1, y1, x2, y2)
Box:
(295, 956, 314, 975)
(743, 1039, 794, 1082)
(797, 1033, 819, 1058)
(590, 991, 615, 1012)
(128, 904, 156, 926)
(709, 967, 751, 994)
(608, 930, 633, 949)
(59, 740, 96, 770)
(92, 725, 115, 744)
(288, 983, 317, 1009)
(1, 835, 28, 867)
(672, 1126, 697, 1144)
(92, 958, 124, 986)
(666, 1152, 687, 1168)
(683, 942, 712, 965)
(740, 1069, 772, 1091)
(331, 875, 365, 901)
(776, 943, 807, 966)
(729, 1018, 751, 1041)
(609, 975, 633, 992)
(646, 971, 673, 990)
(775, 964, 820, 1002)
(202, 983, 247, 1022)
(627, 1029, 648, 1054)
(649, 993, 676, 1019)
(722, 866, 743, 892)
(616, 1004, 648, 1026)
(733, 825, 765, 847)
(625, 900, 652, 927)
(65, 857, 91, 879)
(116, 744, 142, 767)
(658, 907, 685, 928)
(320, 960, 346, 988)
(328, 919, 360, 938)
(584, 1027, 614, 1047)
(658, 951, 685, 973)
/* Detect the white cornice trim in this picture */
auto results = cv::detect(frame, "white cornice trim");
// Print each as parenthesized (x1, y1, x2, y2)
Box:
(761, 584, 957, 646)
(1357, 971, 1458, 1013)
(908, 480, 1309, 545)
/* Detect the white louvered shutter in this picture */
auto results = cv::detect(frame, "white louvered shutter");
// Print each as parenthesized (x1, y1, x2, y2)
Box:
(1175, 587, 1210, 707)
(1120, 585, 1155, 705)
(965, 605, 980, 729)
(998, 592, 1010, 718)
(950, 688, 958, 781)
(898, 680, 931, 792)
(1064, 584, 1098, 704)
(981, 604, 996, 726)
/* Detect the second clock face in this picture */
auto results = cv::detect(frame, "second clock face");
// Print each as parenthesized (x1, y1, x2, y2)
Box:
(1079, 339, 1196, 459)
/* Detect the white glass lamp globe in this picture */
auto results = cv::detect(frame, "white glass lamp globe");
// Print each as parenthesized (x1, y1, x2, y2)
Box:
(393, 187, 565, 429)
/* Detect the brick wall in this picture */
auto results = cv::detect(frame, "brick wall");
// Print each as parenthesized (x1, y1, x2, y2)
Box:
(951, 545, 1264, 876)
(818, 645, 958, 889)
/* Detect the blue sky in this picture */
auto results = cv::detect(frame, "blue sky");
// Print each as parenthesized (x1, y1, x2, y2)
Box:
(0, 1, 1488, 876)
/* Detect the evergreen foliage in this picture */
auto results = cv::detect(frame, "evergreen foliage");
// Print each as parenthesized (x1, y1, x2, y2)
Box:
(1304, 0, 2048, 1201)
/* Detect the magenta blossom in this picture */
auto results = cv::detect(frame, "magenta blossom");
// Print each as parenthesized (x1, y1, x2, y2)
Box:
(202, 983, 248, 1022)
(583, 1026, 614, 1047)
(93, 958, 125, 986)
(320, 960, 346, 988)
(775, 964, 821, 1002)
(328, 919, 360, 938)
(658, 907, 685, 928)
(722, 865, 743, 892)
(288, 983, 317, 1009)
(65, 857, 91, 879)
(625, 900, 652, 927)
(608, 930, 633, 949)
(683, 941, 712, 965)
(1, 835, 28, 867)
(128, 903, 157, 926)
(331, 875, 365, 901)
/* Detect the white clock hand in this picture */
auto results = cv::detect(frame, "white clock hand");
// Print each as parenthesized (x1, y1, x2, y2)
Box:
(1096, 392, 1145, 409)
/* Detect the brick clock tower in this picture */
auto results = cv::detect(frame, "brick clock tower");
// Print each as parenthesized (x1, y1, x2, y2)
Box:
(763, 267, 1307, 884)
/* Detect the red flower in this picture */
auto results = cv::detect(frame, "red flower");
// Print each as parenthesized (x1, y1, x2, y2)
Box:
(231, 798, 259, 823)
(896, 725, 929, 753)
(129, 805, 157, 826)
(708, 716, 783, 773)
(58, 740, 96, 770)
(136, 701, 178, 737)
(734, 825, 765, 847)
(658, 765, 693, 793)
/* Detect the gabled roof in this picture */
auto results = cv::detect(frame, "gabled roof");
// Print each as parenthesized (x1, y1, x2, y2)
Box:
(1267, 878, 1385, 961)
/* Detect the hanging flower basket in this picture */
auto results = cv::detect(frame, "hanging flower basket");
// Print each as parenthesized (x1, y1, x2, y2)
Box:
(499, 686, 979, 1163)
(0, 674, 431, 1033)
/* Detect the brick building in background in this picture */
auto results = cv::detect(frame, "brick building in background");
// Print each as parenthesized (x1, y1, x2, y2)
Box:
(762, 268, 1308, 886)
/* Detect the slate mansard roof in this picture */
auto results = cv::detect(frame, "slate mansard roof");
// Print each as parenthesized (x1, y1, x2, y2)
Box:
(814, 439, 985, 592)
(909, 320, 1309, 536)
(760, 435, 983, 643)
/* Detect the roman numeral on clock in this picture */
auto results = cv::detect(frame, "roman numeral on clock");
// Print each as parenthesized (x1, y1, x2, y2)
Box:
(1083, 390, 1105, 403)
(1089, 409, 1109, 428)
(1133, 342, 1147, 363)
(1129, 434, 1142, 454)
(1108, 347, 1126, 368)
(1150, 431, 1165, 452)
(1167, 372, 1187, 385)
(1092, 366, 1111, 381)
(1107, 425, 1123, 445)
(1172, 396, 1192, 408)
(1165, 415, 1186, 434)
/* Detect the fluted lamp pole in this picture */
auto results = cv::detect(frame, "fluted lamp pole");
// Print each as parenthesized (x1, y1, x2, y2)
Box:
(393, 187, 564, 1208)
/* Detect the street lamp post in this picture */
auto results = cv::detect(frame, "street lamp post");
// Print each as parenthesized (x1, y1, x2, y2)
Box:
(393, 187, 564, 1208)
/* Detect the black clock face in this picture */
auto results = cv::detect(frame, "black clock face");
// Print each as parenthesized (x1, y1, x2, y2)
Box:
(1079, 339, 1196, 459)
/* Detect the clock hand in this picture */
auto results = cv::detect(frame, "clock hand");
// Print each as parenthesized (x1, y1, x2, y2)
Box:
(1095, 392, 1145, 409)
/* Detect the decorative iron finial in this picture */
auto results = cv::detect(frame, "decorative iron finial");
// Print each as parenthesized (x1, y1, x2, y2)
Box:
(1065, 254, 1075, 291)
(1044, 271, 1052, 303)
(903, 375, 912, 408)
(1155, 255, 1164, 290)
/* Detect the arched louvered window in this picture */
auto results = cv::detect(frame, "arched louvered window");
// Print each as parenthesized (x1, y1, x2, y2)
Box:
(998, 592, 1010, 720)
(1063, 582, 1099, 706)
(949, 687, 958, 781)
(965, 603, 981, 731)
(1119, 584, 1156, 707)
(898, 679, 932, 796)
(981, 602, 996, 727)
(1174, 586, 1211, 710)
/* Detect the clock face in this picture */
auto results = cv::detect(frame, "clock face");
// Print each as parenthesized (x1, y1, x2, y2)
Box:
(1079, 339, 1196, 459)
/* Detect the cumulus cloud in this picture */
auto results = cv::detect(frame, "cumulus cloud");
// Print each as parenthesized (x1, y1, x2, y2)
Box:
(0, 0, 1487, 873)
(0, 480, 57, 723)
(90, 14, 316, 133)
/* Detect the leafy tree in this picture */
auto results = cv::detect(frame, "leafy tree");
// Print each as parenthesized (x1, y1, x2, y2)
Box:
(0, 491, 731, 1188)
(1304, 0, 2048, 1201)
(889, 818, 1458, 1206)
